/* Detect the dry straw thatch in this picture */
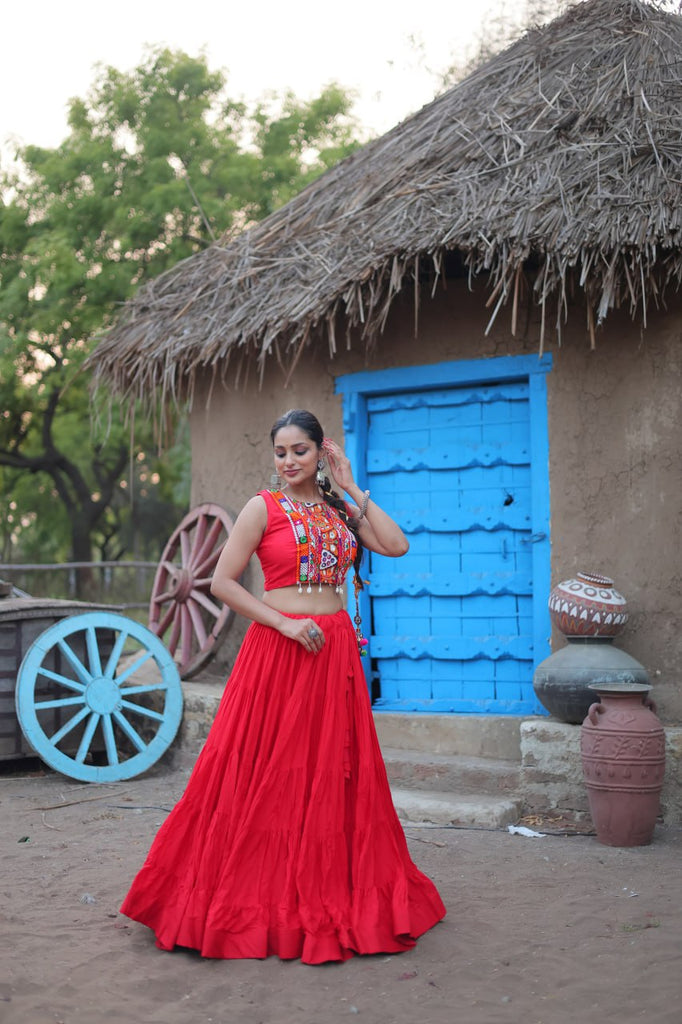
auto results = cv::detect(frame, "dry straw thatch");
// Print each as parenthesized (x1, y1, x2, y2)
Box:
(90, 0, 682, 403)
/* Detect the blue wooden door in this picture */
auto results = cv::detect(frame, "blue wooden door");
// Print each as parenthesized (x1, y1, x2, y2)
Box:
(338, 356, 551, 715)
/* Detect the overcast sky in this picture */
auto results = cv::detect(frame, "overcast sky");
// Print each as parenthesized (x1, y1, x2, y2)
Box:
(1, 0, 533, 153)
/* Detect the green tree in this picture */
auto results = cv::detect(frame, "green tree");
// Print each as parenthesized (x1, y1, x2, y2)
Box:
(0, 49, 360, 591)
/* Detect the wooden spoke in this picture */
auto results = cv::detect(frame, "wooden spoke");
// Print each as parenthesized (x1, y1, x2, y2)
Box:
(188, 511, 210, 564)
(48, 706, 92, 746)
(114, 648, 154, 686)
(103, 628, 129, 679)
(148, 503, 237, 678)
(75, 712, 100, 764)
(16, 612, 182, 782)
(186, 599, 209, 649)
(189, 587, 223, 620)
(120, 700, 165, 723)
(179, 528, 192, 570)
(167, 604, 183, 656)
(191, 516, 224, 571)
(180, 604, 193, 669)
(102, 714, 119, 766)
(119, 682, 170, 696)
(56, 638, 93, 685)
(86, 624, 103, 678)
(36, 667, 87, 693)
(112, 709, 148, 754)
(34, 695, 87, 710)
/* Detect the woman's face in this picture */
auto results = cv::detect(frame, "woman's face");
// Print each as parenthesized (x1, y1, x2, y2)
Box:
(272, 425, 320, 489)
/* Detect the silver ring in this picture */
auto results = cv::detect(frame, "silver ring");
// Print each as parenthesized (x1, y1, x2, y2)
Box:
(308, 627, 319, 639)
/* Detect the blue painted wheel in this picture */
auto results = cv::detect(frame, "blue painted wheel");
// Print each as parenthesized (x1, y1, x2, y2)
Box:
(16, 612, 183, 782)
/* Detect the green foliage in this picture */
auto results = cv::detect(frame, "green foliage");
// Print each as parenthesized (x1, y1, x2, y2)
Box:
(0, 49, 360, 578)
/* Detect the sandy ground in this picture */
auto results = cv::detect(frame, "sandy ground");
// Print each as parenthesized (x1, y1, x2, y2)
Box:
(2, 756, 681, 1024)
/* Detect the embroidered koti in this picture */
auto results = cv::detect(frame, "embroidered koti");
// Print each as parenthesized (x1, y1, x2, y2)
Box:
(257, 490, 357, 593)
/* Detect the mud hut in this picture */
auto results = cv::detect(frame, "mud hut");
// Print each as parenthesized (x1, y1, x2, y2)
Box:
(91, 0, 682, 727)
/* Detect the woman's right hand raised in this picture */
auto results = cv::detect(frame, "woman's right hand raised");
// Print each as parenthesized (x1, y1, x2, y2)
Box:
(278, 616, 325, 655)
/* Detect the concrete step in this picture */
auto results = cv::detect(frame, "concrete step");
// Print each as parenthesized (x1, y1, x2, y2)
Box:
(390, 787, 523, 829)
(382, 747, 520, 795)
(373, 711, 523, 761)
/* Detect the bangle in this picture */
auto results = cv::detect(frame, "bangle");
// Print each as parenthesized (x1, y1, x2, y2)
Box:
(358, 490, 371, 521)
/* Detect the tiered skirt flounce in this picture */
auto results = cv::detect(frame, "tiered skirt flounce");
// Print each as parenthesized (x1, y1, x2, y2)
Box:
(120, 610, 446, 963)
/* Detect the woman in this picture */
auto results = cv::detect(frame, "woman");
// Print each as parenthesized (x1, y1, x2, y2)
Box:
(120, 409, 446, 963)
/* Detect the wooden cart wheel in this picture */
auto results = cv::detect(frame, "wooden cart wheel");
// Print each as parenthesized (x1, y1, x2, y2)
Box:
(15, 612, 183, 783)
(149, 503, 235, 679)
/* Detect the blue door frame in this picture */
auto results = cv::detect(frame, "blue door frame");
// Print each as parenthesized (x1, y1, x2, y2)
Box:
(336, 354, 553, 715)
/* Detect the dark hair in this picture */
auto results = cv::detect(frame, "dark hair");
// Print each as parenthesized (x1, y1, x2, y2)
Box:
(270, 409, 364, 581)
(270, 408, 323, 447)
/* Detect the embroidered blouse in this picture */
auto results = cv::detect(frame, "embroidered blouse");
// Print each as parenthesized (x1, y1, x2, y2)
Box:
(256, 489, 357, 593)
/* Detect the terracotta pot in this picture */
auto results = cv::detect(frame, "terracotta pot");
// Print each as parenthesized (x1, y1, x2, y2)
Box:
(581, 684, 665, 847)
(549, 571, 628, 638)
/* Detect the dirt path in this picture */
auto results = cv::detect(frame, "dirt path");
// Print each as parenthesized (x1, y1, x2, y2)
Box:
(2, 759, 681, 1024)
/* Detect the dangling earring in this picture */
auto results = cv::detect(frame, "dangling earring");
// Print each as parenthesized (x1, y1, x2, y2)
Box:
(316, 460, 325, 486)
(270, 471, 282, 488)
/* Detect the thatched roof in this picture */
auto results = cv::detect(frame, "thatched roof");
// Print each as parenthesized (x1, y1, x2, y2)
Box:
(90, 0, 682, 401)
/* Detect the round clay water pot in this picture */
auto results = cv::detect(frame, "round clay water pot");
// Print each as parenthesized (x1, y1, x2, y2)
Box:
(533, 638, 649, 724)
(580, 684, 665, 847)
(549, 571, 628, 638)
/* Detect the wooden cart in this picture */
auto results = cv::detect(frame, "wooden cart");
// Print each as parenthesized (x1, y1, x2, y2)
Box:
(1, 503, 238, 783)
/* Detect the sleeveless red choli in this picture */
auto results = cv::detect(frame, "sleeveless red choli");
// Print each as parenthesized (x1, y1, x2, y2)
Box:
(119, 493, 446, 963)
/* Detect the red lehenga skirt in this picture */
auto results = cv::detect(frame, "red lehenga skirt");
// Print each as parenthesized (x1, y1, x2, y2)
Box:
(120, 609, 446, 963)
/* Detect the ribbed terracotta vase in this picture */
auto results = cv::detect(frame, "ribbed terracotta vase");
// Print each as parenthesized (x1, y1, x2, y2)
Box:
(581, 684, 665, 846)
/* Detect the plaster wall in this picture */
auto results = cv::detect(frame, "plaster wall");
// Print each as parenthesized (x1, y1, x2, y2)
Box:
(189, 279, 681, 721)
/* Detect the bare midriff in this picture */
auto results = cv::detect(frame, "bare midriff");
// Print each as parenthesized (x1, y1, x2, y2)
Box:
(262, 583, 346, 615)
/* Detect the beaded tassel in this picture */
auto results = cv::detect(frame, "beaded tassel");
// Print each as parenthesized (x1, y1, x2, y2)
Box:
(353, 574, 369, 656)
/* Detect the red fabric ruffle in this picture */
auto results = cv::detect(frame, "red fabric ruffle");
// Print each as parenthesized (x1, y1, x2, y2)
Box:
(120, 610, 446, 963)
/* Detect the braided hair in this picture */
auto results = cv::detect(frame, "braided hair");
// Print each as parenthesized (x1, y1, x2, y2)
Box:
(270, 409, 365, 583)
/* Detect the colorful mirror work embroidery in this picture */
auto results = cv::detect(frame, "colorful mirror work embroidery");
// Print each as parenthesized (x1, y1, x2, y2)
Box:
(273, 491, 357, 593)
